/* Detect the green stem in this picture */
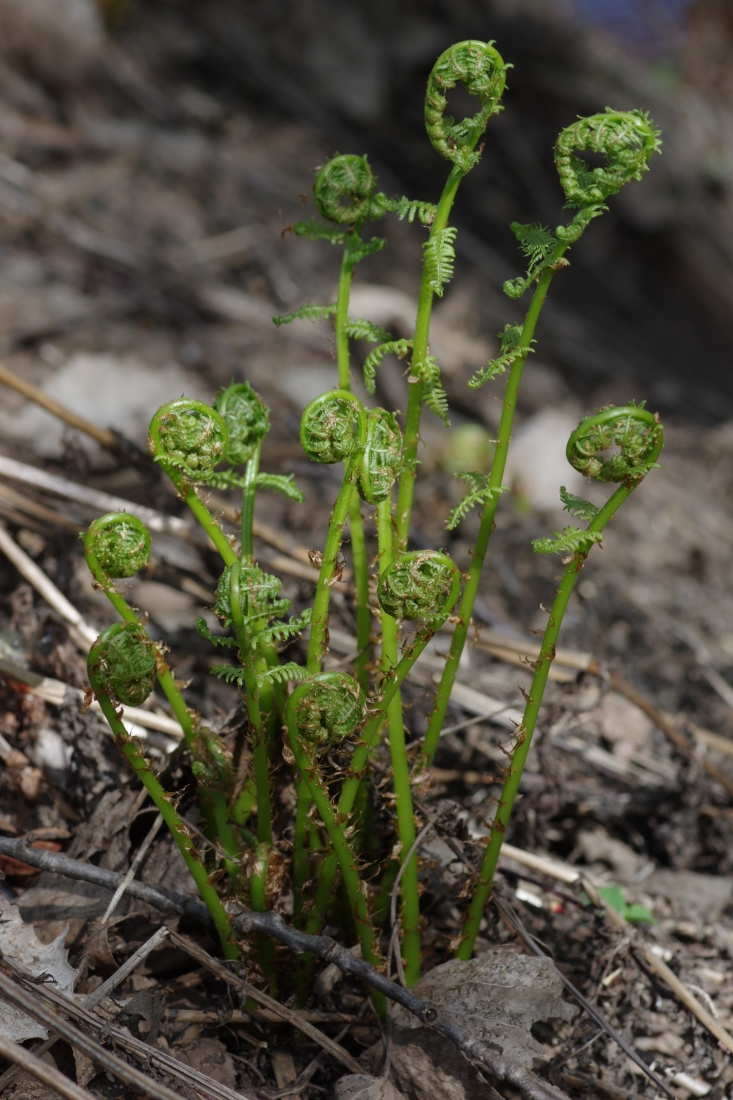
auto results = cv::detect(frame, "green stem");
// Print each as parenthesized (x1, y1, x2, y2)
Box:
(284, 721, 382, 998)
(457, 480, 636, 959)
(335, 234, 371, 692)
(421, 247, 568, 767)
(250, 841, 278, 992)
(161, 462, 238, 567)
(85, 545, 238, 868)
(395, 166, 463, 552)
(292, 778, 312, 927)
(90, 682, 239, 958)
(240, 444, 261, 561)
(377, 499, 420, 984)
(307, 455, 361, 674)
(230, 564, 273, 847)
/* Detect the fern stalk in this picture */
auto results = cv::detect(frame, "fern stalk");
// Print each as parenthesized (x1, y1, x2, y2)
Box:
(240, 442, 262, 561)
(420, 245, 568, 767)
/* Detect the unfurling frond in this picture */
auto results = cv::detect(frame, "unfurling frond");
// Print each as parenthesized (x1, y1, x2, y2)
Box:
(423, 227, 457, 297)
(415, 353, 450, 425)
(255, 473, 305, 502)
(446, 473, 508, 530)
(344, 316, 391, 343)
(469, 325, 535, 389)
(559, 486, 599, 523)
(196, 618, 239, 649)
(262, 662, 310, 686)
(532, 526, 603, 558)
(258, 609, 312, 647)
(345, 235, 387, 265)
(503, 222, 559, 300)
(362, 339, 413, 395)
(293, 219, 348, 246)
(273, 302, 336, 326)
(210, 664, 246, 686)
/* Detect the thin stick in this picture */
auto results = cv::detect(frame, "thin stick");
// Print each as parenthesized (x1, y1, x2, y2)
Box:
(0, 1033, 97, 1100)
(0, 361, 119, 452)
(168, 932, 364, 1075)
(641, 946, 733, 1055)
(100, 813, 164, 923)
(0, 522, 97, 648)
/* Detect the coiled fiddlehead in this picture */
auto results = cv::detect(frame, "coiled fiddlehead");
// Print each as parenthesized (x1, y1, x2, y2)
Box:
(148, 399, 228, 481)
(213, 381, 269, 466)
(377, 551, 461, 623)
(566, 404, 663, 484)
(425, 41, 508, 171)
(85, 513, 150, 579)
(313, 154, 386, 225)
(555, 109, 661, 210)
(359, 408, 403, 505)
(87, 622, 156, 708)
(287, 672, 365, 748)
(300, 391, 368, 464)
(213, 563, 292, 634)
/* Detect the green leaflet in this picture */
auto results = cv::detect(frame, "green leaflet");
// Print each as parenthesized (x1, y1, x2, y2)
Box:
(386, 196, 437, 226)
(469, 325, 535, 389)
(503, 222, 559, 300)
(531, 526, 603, 557)
(255, 473, 305, 502)
(258, 609, 312, 647)
(345, 235, 387, 265)
(262, 662, 309, 685)
(446, 474, 508, 530)
(416, 353, 450, 426)
(344, 317, 391, 343)
(293, 219, 348, 246)
(273, 302, 337, 326)
(559, 486, 599, 523)
(423, 227, 457, 297)
(363, 339, 413, 395)
(196, 618, 238, 649)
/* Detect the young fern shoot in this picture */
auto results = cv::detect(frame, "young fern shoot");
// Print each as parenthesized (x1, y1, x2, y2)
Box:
(458, 405, 664, 958)
(420, 107, 662, 769)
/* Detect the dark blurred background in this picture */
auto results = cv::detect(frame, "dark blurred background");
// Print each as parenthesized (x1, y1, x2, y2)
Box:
(1, 0, 733, 435)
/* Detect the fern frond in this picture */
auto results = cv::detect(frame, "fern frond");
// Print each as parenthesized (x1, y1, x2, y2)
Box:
(203, 468, 247, 489)
(423, 227, 457, 297)
(446, 474, 508, 530)
(262, 661, 309, 685)
(415, 353, 450, 426)
(362, 339, 413, 395)
(532, 526, 603, 557)
(196, 618, 238, 649)
(387, 196, 437, 226)
(346, 235, 387, 265)
(559, 486, 599, 523)
(258, 609, 313, 647)
(468, 325, 535, 389)
(210, 664, 246, 685)
(255, 473, 305, 502)
(273, 302, 336, 327)
(293, 219, 348, 246)
(503, 222, 560, 300)
(345, 316, 391, 343)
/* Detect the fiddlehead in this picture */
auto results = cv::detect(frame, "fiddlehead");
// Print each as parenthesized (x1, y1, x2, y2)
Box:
(425, 41, 509, 171)
(566, 403, 663, 483)
(87, 622, 156, 708)
(313, 154, 386, 225)
(377, 550, 461, 624)
(213, 381, 269, 466)
(84, 513, 150, 579)
(287, 672, 365, 748)
(300, 391, 367, 464)
(555, 109, 662, 210)
(148, 399, 228, 481)
(359, 408, 404, 505)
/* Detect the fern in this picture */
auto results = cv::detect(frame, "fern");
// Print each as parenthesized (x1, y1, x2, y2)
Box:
(415, 353, 450, 426)
(559, 486, 599, 523)
(258, 609, 313, 647)
(531, 526, 604, 557)
(262, 661, 309, 685)
(255, 473, 305, 502)
(469, 324, 535, 389)
(345, 235, 387, 265)
(345, 316, 391, 343)
(446, 474, 508, 530)
(362, 339, 413, 395)
(387, 196, 437, 226)
(196, 618, 238, 649)
(273, 302, 336, 327)
(503, 222, 559, 300)
(293, 219, 348, 246)
(210, 664, 246, 685)
(423, 227, 457, 297)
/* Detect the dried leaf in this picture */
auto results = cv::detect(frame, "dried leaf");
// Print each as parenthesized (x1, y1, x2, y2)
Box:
(0, 896, 77, 1041)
